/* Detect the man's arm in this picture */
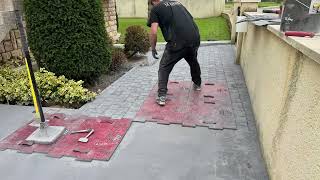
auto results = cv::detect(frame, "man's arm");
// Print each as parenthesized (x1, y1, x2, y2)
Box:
(150, 22, 159, 59)
(150, 22, 158, 51)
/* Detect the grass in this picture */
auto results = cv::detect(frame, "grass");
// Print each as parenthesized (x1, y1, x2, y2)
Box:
(258, 1, 281, 7)
(118, 16, 230, 43)
(225, 1, 281, 9)
(194, 17, 230, 41)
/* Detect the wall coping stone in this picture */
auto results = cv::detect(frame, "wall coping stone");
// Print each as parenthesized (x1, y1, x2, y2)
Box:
(244, 12, 320, 65)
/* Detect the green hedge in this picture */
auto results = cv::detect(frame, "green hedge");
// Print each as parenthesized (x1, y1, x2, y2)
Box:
(24, 0, 111, 82)
(0, 68, 96, 108)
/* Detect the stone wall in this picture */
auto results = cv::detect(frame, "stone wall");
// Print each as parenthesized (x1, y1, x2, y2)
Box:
(0, 0, 24, 67)
(0, 0, 16, 41)
(102, 0, 119, 43)
(0, 29, 23, 66)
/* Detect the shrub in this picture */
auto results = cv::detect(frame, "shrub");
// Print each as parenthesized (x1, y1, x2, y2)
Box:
(0, 68, 96, 108)
(124, 25, 150, 58)
(0, 56, 24, 68)
(0, 68, 30, 104)
(23, 0, 112, 82)
(110, 48, 127, 71)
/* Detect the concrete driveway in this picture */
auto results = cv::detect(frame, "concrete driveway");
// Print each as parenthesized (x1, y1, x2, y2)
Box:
(0, 45, 269, 180)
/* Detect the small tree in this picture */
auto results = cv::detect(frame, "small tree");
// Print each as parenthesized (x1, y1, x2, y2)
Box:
(124, 25, 150, 58)
(24, 0, 112, 82)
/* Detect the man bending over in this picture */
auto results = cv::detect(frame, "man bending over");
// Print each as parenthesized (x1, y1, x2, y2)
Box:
(148, 0, 202, 106)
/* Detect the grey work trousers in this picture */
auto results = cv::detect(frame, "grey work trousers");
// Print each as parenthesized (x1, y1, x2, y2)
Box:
(158, 46, 202, 97)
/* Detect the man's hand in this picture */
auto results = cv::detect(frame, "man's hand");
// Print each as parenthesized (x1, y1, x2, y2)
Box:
(152, 49, 159, 59)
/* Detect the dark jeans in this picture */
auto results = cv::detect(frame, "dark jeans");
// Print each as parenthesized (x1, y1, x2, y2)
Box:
(158, 46, 202, 97)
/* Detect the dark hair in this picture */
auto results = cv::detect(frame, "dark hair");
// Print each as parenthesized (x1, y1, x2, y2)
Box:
(151, 0, 158, 5)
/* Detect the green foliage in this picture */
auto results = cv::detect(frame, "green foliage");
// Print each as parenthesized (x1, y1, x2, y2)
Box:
(23, 0, 112, 82)
(0, 68, 96, 108)
(258, 1, 281, 7)
(118, 18, 165, 43)
(124, 25, 150, 57)
(0, 56, 25, 68)
(111, 48, 127, 71)
(0, 68, 30, 104)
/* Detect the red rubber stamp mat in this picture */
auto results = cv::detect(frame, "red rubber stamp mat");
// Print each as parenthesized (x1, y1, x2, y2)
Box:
(135, 81, 237, 130)
(0, 114, 131, 161)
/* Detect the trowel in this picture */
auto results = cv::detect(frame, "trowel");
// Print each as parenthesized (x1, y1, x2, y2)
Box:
(78, 129, 94, 143)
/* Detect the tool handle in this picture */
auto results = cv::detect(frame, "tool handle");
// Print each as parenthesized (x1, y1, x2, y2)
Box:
(71, 129, 91, 134)
(262, 9, 280, 14)
(285, 31, 315, 37)
(85, 129, 94, 138)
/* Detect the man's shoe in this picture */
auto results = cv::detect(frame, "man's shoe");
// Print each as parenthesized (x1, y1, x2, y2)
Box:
(156, 96, 166, 106)
(193, 83, 201, 91)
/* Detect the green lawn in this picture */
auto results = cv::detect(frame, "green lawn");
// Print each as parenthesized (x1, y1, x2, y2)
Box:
(258, 1, 281, 7)
(118, 16, 230, 43)
(225, 1, 281, 9)
(194, 17, 230, 41)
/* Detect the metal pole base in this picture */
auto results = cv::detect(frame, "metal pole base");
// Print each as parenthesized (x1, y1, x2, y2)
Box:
(29, 120, 49, 127)
(26, 126, 66, 145)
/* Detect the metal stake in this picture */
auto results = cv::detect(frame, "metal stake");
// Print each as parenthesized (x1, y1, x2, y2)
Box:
(14, 10, 47, 129)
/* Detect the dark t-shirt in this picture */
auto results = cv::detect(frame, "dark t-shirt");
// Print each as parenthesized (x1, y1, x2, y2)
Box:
(147, 0, 200, 49)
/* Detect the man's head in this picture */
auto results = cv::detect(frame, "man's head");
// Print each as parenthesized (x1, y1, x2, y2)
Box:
(151, 0, 161, 6)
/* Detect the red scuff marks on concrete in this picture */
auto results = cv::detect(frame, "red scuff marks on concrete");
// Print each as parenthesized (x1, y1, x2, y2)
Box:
(136, 81, 237, 130)
(0, 115, 131, 161)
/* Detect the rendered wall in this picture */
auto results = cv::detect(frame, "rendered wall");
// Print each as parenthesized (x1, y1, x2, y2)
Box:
(240, 23, 320, 180)
(116, 0, 224, 18)
(116, 0, 148, 18)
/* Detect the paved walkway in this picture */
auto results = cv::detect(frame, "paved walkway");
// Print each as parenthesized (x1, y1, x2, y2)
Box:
(0, 44, 269, 180)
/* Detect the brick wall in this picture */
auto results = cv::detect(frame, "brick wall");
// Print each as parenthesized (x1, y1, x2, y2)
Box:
(102, 0, 119, 43)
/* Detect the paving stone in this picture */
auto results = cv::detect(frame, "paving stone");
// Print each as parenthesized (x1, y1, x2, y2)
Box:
(67, 45, 258, 133)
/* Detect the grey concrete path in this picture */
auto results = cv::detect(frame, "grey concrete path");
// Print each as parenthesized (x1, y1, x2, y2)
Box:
(0, 45, 269, 180)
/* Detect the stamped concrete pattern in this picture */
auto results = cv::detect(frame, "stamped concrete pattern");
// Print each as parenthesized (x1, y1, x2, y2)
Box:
(0, 44, 269, 180)
(136, 81, 237, 130)
(0, 114, 131, 162)
(49, 44, 255, 131)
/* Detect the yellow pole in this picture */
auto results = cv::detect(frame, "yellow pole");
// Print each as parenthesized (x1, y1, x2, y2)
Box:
(25, 58, 40, 121)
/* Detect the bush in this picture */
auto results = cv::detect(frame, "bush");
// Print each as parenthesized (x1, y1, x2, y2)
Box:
(110, 48, 127, 71)
(0, 68, 96, 108)
(124, 25, 150, 58)
(0, 56, 24, 68)
(23, 0, 112, 82)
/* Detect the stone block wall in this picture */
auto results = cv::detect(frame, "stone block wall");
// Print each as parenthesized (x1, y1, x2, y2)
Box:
(102, 0, 119, 43)
(0, 0, 24, 67)
(0, 0, 16, 41)
(0, 28, 23, 66)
